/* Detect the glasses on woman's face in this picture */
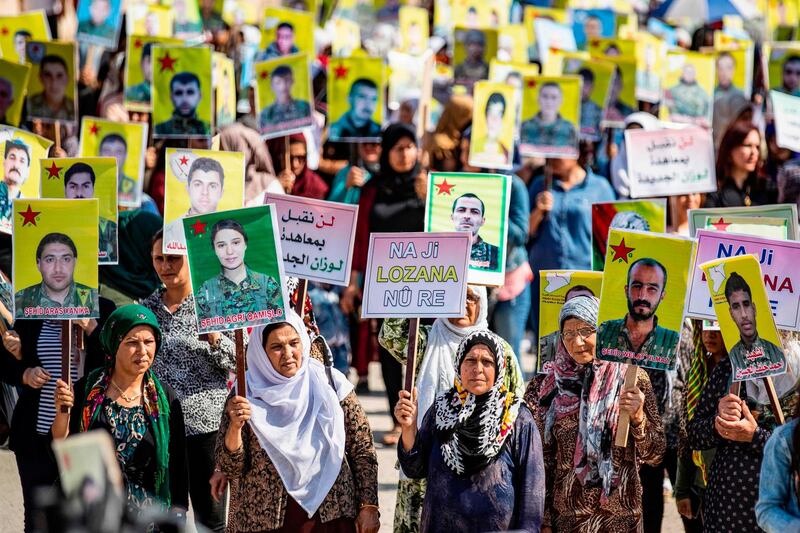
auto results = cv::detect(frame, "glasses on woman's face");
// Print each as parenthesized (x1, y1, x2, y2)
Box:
(290, 154, 307, 162)
(561, 327, 596, 343)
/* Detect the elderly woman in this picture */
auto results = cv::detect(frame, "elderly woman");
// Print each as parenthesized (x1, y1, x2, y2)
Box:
(52, 305, 188, 519)
(215, 310, 379, 532)
(395, 330, 544, 532)
(381, 286, 525, 532)
(525, 296, 665, 531)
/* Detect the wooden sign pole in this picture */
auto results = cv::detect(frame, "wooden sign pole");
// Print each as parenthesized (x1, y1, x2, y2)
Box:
(284, 136, 291, 172)
(60, 320, 72, 413)
(235, 329, 246, 397)
(294, 278, 308, 317)
(729, 377, 784, 425)
(614, 365, 639, 447)
(403, 318, 420, 392)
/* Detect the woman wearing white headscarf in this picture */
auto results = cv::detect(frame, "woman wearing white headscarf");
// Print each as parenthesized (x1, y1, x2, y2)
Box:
(380, 285, 526, 533)
(610, 111, 661, 198)
(214, 310, 379, 533)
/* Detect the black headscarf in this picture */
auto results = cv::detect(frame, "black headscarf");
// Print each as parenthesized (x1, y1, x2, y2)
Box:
(99, 209, 162, 300)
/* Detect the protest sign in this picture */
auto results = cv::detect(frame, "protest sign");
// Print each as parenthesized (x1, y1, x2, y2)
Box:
(592, 199, 667, 270)
(152, 45, 213, 139)
(0, 127, 54, 234)
(170, 0, 203, 38)
(388, 51, 427, 119)
(25, 41, 77, 124)
(13, 198, 100, 320)
(399, 6, 429, 55)
(764, 42, 800, 94)
(361, 232, 471, 319)
(327, 56, 385, 142)
(634, 33, 666, 104)
(124, 35, 183, 112)
(330, 17, 360, 58)
(660, 51, 715, 128)
(571, 8, 616, 49)
(163, 148, 245, 254)
(183, 204, 289, 334)
(624, 126, 717, 198)
(772, 90, 800, 152)
(519, 76, 581, 159)
(599, 56, 637, 127)
(498, 24, 528, 64)
(0, 59, 31, 127)
(469, 81, 517, 171)
(587, 38, 637, 59)
(537, 270, 603, 373)
(76, 0, 124, 48)
(78, 117, 148, 208)
(255, 53, 313, 139)
(687, 230, 800, 331)
(0, 11, 51, 64)
(688, 204, 800, 239)
(597, 229, 695, 371)
(40, 157, 118, 264)
(425, 172, 511, 286)
(524, 6, 568, 60)
(534, 18, 576, 68)
(215, 53, 237, 130)
(452, 27, 497, 87)
(561, 56, 614, 141)
(264, 193, 358, 286)
(126, 3, 173, 37)
(52, 431, 123, 506)
(699, 254, 787, 382)
(703, 45, 753, 100)
(260, 8, 315, 59)
(703, 216, 788, 239)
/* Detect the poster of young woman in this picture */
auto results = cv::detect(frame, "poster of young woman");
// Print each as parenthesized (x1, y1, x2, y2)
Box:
(468, 81, 517, 171)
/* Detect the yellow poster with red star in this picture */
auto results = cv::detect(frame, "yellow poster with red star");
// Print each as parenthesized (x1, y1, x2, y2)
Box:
(597, 229, 695, 371)
(12, 198, 99, 320)
(0, 11, 51, 64)
(123, 35, 183, 113)
(25, 40, 77, 124)
(424, 172, 511, 286)
(40, 157, 118, 265)
(78, 117, 148, 208)
(254, 53, 313, 139)
(327, 56, 385, 142)
(0, 58, 31, 127)
(214, 53, 237, 130)
(0, 126, 54, 234)
(259, 8, 315, 59)
(152, 45, 213, 139)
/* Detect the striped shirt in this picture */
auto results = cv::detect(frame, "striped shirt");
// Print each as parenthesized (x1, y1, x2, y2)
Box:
(36, 321, 78, 434)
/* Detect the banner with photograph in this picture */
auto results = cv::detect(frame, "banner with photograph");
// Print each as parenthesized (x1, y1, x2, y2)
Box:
(0, 59, 31, 127)
(452, 27, 497, 87)
(214, 53, 237, 130)
(764, 42, 800, 94)
(327, 56, 385, 142)
(76, 0, 124, 48)
(361, 232, 471, 319)
(519, 75, 581, 159)
(260, 8, 315, 59)
(772, 90, 800, 152)
(688, 204, 800, 239)
(126, 3, 173, 38)
(0, 127, 54, 234)
(660, 50, 715, 129)
(255, 53, 313, 139)
(152, 45, 213, 139)
(592, 199, 667, 270)
(0, 11, 51, 64)
(469, 81, 517, 171)
(124, 35, 183, 112)
(25, 41, 77, 124)
(561, 55, 614, 141)
(599, 55, 636, 128)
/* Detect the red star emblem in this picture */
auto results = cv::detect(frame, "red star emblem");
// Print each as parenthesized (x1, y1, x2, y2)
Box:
(259, 69, 269, 80)
(179, 155, 189, 166)
(89, 123, 100, 135)
(0, 27, 8, 36)
(31, 43, 40, 54)
(158, 52, 177, 72)
(527, 79, 537, 88)
(435, 178, 455, 195)
(334, 63, 349, 79)
(62, 452, 71, 470)
(190, 219, 207, 235)
(46, 162, 62, 179)
(134, 38, 143, 49)
(18, 204, 40, 226)
(711, 218, 731, 231)
(590, 39, 600, 47)
(610, 238, 635, 263)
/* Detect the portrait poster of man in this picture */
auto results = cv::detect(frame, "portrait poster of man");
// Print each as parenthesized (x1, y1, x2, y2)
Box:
(12, 198, 100, 320)
(497, 25, 528, 64)
(700, 254, 787, 382)
(327, 56, 385, 142)
(78, 117, 148, 208)
(468, 81, 517, 171)
(25, 41, 77, 124)
(152, 45, 213, 139)
(387, 50, 428, 122)
(183, 205, 289, 334)
(126, 3, 173, 38)
(519, 75, 581, 159)
(0, 127, 54, 234)
(600, 56, 637, 128)
(0, 11, 51, 64)
(452, 27, 498, 87)
(123, 35, 183, 112)
(591, 199, 667, 271)
(489, 60, 539, 136)
(0, 59, 31, 127)
(76, 0, 124, 49)
(703, 46, 752, 101)
(399, 6, 429, 56)
(424, 172, 510, 286)
(634, 33, 666, 104)
(537, 270, 603, 373)
(765, 43, 800, 96)
(221, 0, 259, 27)
(214, 53, 237, 130)
(561, 55, 614, 141)
(163, 148, 245, 254)
(451, 0, 509, 28)
(660, 50, 715, 129)
(39, 157, 118, 264)
(255, 53, 313, 139)
(597, 229, 695, 371)
(167, 0, 203, 38)
(258, 8, 314, 62)
(571, 8, 616, 50)
(330, 17, 361, 59)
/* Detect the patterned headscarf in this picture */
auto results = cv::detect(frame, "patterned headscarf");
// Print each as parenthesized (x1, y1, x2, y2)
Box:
(81, 305, 172, 506)
(434, 330, 521, 476)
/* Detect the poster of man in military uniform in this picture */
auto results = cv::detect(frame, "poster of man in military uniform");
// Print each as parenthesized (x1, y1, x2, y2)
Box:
(255, 54, 313, 138)
(661, 50, 715, 129)
(152, 45, 213, 139)
(520, 76, 581, 159)
(0, 59, 31, 127)
(183, 205, 289, 334)
(124, 36, 182, 112)
(13, 198, 100, 320)
(76, 0, 123, 49)
(327, 56, 385, 142)
(25, 41, 77, 123)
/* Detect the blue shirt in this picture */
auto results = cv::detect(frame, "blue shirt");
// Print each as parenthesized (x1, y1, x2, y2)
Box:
(527, 169, 616, 271)
(756, 419, 800, 532)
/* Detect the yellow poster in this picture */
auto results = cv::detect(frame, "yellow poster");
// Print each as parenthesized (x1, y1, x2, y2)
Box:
(519, 75, 581, 158)
(162, 148, 245, 254)
(452, 0, 510, 29)
(523, 6, 568, 51)
(497, 24, 528, 64)
(700, 254, 787, 382)
(634, 32, 666, 104)
(538, 270, 603, 372)
(126, 3, 174, 38)
(0, 11, 51, 64)
(587, 37, 636, 58)
(600, 56, 637, 127)
(660, 50, 715, 129)
(221, 0, 260, 27)
(0, 59, 31, 127)
(214, 52, 237, 130)
(259, 8, 315, 60)
(25, 40, 77, 124)
(561, 54, 614, 141)
(705, 46, 752, 101)
(0, 126, 54, 234)
(123, 35, 183, 113)
(765, 42, 800, 95)
(453, 27, 497, 85)
(40, 157, 118, 264)
(163, 0, 203, 37)
(597, 229, 695, 371)
(331, 17, 361, 58)
(327, 56, 385, 142)
(12, 198, 99, 319)
(469, 81, 517, 171)
(152, 45, 213, 139)
(399, 6, 429, 56)
(78, 117, 148, 208)
(255, 53, 313, 138)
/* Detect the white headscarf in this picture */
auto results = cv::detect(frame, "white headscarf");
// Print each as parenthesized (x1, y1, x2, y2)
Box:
(244, 310, 354, 517)
(415, 286, 488, 429)
(611, 112, 661, 197)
